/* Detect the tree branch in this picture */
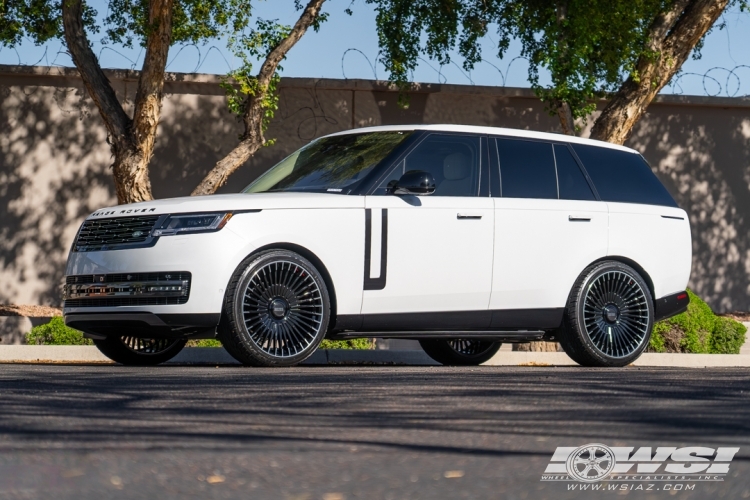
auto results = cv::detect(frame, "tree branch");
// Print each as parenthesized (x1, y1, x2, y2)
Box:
(132, 0, 174, 157)
(61, 0, 131, 150)
(192, 0, 327, 196)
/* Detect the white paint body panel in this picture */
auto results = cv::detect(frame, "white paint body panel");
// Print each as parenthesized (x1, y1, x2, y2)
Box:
(490, 198, 609, 309)
(63, 125, 692, 328)
(65, 194, 366, 316)
(606, 203, 692, 299)
(362, 196, 494, 314)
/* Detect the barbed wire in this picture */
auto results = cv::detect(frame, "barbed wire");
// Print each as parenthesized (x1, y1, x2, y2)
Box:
(3, 38, 750, 98)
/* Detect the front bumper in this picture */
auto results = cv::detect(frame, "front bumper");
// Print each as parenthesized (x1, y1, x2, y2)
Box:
(62, 226, 249, 327)
(65, 312, 221, 338)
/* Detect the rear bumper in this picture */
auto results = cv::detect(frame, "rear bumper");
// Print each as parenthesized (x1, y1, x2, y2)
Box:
(654, 291, 690, 322)
(65, 312, 221, 338)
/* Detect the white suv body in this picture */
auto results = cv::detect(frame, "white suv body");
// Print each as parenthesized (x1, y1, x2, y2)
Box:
(63, 125, 691, 367)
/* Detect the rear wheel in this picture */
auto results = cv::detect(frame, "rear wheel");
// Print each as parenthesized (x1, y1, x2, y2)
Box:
(419, 339, 502, 366)
(559, 261, 653, 367)
(218, 249, 330, 367)
(93, 336, 187, 365)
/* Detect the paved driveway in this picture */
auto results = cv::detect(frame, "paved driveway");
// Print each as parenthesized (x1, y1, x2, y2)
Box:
(0, 365, 748, 499)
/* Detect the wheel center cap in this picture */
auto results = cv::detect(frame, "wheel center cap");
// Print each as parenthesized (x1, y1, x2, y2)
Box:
(269, 298, 289, 319)
(603, 304, 620, 323)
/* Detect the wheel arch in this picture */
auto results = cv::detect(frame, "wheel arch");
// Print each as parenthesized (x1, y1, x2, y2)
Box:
(244, 242, 339, 331)
(588, 255, 656, 302)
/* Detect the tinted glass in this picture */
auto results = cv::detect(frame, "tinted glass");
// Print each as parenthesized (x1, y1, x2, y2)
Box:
(245, 131, 411, 194)
(572, 144, 678, 207)
(496, 138, 557, 199)
(378, 134, 481, 197)
(554, 144, 595, 201)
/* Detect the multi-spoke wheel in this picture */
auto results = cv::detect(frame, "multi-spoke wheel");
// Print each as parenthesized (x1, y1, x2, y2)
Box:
(419, 339, 502, 366)
(218, 249, 330, 367)
(559, 261, 654, 367)
(93, 336, 187, 365)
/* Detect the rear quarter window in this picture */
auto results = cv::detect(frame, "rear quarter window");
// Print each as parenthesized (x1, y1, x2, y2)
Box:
(572, 144, 678, 207)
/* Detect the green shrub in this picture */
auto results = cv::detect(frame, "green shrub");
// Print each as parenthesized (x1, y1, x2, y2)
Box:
(319, 338, 374, 350)
(186, 339, 223, 347)
(649, 290, 746, 354)
(25, 317, 92, 345)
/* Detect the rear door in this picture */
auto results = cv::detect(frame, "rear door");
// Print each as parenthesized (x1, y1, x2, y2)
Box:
(490, 138, 608, 319)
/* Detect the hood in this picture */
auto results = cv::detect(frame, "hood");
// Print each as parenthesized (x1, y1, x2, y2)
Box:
(86, 192, 365, 220)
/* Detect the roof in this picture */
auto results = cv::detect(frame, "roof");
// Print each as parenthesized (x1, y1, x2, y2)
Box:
(324, 124, 638, 154)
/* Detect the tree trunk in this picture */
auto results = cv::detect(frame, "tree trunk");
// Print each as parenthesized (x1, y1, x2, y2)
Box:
(62, 0, 174, 204)
(513, 342, 560, 352)
(589, 0, 728, 144)
(191, 0, 327, 196)
(556, 101, 576, 136)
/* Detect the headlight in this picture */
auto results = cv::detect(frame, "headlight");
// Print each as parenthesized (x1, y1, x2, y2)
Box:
(152, 213, 232, 236)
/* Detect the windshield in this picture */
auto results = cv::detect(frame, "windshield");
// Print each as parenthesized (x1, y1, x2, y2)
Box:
(243, 131, 412, 194)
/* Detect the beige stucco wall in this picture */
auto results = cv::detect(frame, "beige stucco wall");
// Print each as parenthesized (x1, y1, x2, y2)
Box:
(1, 64, 749, 342)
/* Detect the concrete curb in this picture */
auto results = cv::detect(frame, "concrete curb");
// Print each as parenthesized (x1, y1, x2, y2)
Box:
(2, 346, 750, 367)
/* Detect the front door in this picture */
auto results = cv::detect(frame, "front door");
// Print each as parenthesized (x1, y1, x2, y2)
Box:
(361, 133, 495, 320)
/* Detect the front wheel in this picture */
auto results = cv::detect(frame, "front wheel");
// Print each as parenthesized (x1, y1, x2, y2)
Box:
(93, 337, 187, 365)
(218, 249, 331, 367)
(559, 261, 654, 367)
(419, 339, 502, 366)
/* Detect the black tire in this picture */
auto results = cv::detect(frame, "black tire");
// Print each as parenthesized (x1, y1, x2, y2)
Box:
(419, 339, 502, 366)
(559, 260, 654, 367)
(93, 336, 187, 366)
(218, 249, 330, 367)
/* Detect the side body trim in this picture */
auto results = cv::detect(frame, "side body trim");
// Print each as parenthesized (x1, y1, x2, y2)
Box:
(333, 308, 563, 332)
(363, 208, 388, 291)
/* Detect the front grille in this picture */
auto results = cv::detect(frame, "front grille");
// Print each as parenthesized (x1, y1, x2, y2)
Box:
(66, 272, 191, 284)
(74, 215, 161, 252)
(63, 297, 189, 308)
(63, 272, 191, 308)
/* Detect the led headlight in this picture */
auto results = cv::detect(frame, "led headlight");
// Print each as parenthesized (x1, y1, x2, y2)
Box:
(152, 213, 232, 236)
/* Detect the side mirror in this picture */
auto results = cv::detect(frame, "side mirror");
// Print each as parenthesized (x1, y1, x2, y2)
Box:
(393, 170, 436, 196)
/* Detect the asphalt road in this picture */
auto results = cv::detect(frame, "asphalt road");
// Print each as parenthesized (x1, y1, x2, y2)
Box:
(0, 365, 749, 500)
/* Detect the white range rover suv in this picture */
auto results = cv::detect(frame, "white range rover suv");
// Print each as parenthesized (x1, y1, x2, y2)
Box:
(63, 125, 691, 367)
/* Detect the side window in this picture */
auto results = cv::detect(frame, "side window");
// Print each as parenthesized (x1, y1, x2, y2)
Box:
(496, 138, 557, 199)
(377, 134, 481, 196)
(572, 144, 678, 207)
(554, 144, 595, 201)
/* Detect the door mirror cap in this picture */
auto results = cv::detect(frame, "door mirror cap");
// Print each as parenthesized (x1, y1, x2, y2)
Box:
(393, 170, 436, 196)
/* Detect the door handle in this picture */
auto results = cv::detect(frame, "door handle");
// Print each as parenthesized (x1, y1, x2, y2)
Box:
(568, 215, 591, 222)
(457, 213, 483, 220)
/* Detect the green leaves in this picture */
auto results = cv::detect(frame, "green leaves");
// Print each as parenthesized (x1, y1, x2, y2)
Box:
(103, 0, 253, 48)
(367, 0, 669, 123)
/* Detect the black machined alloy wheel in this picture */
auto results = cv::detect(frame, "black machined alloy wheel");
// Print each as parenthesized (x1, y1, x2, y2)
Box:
(583, 271, 650, 358)
(560, 261, 654, 367)
(93, 336, 187, 366)
(419, 339, 502, 366)
(219, 250, 330, 367)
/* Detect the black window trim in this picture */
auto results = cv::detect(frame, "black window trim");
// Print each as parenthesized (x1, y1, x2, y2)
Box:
(490, 134, 602, 202)
(565, 142, 601, 201)
(364, 131, 488, 197)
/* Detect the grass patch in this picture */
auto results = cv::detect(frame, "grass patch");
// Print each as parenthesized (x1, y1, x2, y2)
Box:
(320, 338, 375, 350)
(25, 317, 91, 345)
(650, 290, 747, 354)
(185, 339, 223, 347)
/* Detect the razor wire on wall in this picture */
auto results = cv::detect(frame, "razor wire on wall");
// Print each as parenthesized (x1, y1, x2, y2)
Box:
(3, 37, 750, 98)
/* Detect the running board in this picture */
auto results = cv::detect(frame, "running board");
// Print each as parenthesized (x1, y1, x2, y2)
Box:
(329, 330, 546, 342)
